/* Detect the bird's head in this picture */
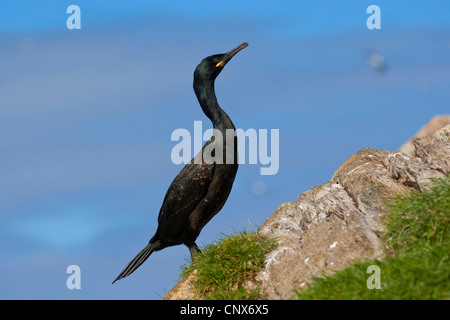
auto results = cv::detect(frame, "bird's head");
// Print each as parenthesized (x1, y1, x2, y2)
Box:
(194, 42, 248, 81)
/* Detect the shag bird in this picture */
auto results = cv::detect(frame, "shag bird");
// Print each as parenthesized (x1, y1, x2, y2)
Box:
(113, 42, 248, 283)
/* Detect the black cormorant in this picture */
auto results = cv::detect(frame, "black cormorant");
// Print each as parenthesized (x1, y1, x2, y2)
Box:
(113, 42, 248, 283)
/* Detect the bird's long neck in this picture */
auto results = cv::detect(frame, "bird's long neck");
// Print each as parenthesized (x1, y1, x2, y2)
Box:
(194, 79, 235, 132)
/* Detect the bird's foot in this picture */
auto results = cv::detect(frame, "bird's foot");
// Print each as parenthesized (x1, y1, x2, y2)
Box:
(188, 243, 202, 261)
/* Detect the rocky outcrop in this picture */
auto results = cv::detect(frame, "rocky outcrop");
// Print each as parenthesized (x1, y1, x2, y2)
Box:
(399, 115, 450, 157)
(163, 118, 450, 300)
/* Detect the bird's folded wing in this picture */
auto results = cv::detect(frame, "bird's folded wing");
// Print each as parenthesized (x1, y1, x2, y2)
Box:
(157, 161, 215, 226)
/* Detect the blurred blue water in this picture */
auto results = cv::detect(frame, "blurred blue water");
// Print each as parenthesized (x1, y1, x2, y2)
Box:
(0, 2, 449, 299)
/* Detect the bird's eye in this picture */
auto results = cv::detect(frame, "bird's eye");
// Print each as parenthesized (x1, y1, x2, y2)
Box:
(215, 58, 224, 68)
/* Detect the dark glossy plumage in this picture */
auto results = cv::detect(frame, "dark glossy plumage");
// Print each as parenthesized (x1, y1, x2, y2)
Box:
(113, 42, 248, 283)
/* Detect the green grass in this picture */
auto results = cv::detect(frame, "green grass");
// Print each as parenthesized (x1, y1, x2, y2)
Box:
(180, 229, 276, 300)
(295, 175, 450, 300)
(383, 176, 449, 253)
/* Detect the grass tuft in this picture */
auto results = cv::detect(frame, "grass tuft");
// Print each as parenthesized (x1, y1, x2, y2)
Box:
(383, 176, 450, 253)
(180, 229, 276, 300)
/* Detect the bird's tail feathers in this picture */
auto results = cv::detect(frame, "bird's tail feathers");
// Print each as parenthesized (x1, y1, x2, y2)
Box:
(112, 242, 156, 284)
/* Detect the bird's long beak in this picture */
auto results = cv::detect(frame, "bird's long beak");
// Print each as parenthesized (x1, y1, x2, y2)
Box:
(216, 42, 248, 68)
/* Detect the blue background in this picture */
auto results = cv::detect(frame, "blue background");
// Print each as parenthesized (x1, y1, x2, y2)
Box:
(1, 1, 449, 299)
